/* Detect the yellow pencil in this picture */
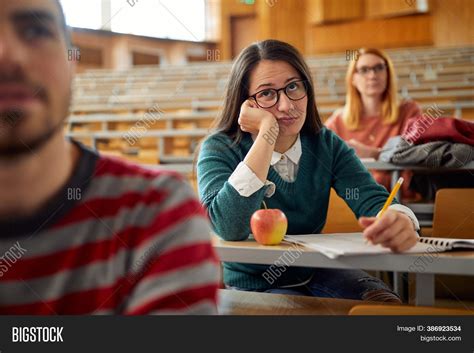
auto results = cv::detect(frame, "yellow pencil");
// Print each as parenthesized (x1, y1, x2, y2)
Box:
(365, 177, 404, 245)
(377, 177, 404, 218)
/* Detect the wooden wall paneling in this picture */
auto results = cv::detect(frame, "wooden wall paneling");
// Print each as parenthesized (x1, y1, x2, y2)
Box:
(366, 0, 425, 18)
(231, 15, 259, 58)
(219, 0, 257, 60)
(308, 0, 364, 24)
(258, 0, 307, 53)
(431, 0, 474, 47)
(307, 14, 433, 54)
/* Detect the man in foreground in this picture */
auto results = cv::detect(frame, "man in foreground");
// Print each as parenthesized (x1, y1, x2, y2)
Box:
(0, 0, 219, 314)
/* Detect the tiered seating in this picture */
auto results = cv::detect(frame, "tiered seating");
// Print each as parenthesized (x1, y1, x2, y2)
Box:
(66, 46, 474, 167)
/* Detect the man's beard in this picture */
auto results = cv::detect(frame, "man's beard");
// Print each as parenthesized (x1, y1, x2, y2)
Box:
(0, 110, 67, 159)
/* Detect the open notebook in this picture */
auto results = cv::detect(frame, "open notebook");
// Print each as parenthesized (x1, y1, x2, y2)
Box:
(284, 233, 474, 259)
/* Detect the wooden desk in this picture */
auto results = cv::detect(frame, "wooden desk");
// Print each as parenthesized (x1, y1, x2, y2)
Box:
(213, 237, 474, 307)
(217, 289, 380, 315)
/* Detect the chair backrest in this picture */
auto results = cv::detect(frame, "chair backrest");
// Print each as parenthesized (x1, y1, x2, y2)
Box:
(432, 188, 474, 239)
(349, 304, 474, 315)
(322, 188, 362, 234)
(431, 189, 474, 300)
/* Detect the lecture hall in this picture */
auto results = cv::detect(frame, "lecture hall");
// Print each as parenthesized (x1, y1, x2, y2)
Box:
(0, 0, 473, 319)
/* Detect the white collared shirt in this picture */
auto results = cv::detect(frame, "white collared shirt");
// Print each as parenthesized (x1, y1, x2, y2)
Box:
(228, 134, 419, 230)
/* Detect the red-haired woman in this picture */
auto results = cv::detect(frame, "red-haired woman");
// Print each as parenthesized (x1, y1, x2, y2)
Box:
(325, 48, 421, 198)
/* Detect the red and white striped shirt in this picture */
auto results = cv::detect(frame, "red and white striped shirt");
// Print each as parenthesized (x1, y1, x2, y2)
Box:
(0, 142, 219, 315)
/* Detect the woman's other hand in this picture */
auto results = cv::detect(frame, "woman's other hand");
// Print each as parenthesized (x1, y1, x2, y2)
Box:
(347, 139, 381, 159)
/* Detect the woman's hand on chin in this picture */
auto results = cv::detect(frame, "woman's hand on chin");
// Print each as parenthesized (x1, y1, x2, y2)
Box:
(238, 100, 277, 135)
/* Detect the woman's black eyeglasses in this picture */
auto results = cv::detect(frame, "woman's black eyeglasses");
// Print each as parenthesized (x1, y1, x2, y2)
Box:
(248, 80, 308, 109)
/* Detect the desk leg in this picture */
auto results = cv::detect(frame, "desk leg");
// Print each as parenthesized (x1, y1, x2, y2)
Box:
(415, 273, 435, 306)
(393, 272, 407, 302)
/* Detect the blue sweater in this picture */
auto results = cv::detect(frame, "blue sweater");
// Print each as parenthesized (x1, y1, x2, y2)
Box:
(197, 127, 395, 290)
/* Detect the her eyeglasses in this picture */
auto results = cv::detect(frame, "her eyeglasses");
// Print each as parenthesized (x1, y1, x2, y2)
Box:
(355, 63, 387, 76)
(248, 80, 308, 109)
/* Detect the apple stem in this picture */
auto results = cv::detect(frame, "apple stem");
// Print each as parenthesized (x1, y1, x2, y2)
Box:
(262, 200, 268, 209)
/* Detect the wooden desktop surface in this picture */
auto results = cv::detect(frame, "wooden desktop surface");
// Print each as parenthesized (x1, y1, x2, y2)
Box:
(213, 236, 474, 276)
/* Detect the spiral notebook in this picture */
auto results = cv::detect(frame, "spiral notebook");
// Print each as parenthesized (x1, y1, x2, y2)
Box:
(284, 233, 474, 259)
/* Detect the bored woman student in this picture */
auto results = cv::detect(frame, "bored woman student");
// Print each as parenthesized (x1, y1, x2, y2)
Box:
(197, 40, 420, 302)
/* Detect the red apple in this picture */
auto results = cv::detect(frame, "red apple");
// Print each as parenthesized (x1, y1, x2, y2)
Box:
(250, 208, 288, 245)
